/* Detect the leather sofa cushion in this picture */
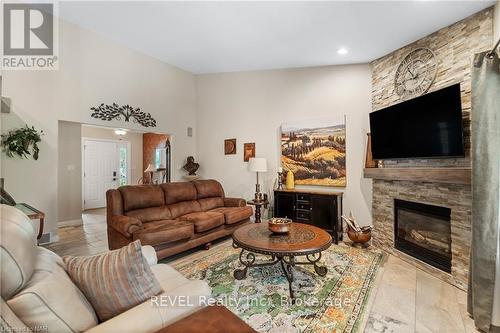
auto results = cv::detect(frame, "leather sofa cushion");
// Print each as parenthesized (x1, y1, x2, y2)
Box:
(125, 206, 172, 222)
(7, 247, 98, 332)
(180, 211, 225, 233)
(133, 220, 194, 246)
(0, 205, 39, 299)
(168, 200, 202, 219)
(211, 206, 253, 225)
(64, 241, 163, 321)
(198, 197, 224, 211)
(1, 298, 31, 333)
(119, 185, 165, 212)
(161, 182, 197, 205)
(192, 179, 225, 199)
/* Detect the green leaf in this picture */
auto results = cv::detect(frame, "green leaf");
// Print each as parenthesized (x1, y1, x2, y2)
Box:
(1, 125, 44, 160)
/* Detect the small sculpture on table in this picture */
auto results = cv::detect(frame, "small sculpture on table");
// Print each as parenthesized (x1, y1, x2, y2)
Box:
(183, 156, 200, 181)
(277, 167, 284, 190)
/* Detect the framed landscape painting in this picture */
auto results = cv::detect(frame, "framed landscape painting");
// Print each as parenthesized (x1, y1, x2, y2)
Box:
(281, 116, 346, 187)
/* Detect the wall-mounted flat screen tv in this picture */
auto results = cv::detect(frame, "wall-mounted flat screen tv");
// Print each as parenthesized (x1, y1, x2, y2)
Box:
(369, 84, 464, 160)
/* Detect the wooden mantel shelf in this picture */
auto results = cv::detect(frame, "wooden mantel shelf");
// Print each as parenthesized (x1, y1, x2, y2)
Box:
(363, 167, 471, 185)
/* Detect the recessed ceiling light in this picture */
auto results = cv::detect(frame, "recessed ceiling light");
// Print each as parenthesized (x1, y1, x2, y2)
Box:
(337, 48, 349, 55)
(114, 129, 127, 136)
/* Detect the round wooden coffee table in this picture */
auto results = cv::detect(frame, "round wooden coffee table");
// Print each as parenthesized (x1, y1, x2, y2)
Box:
(232, 222, 332, 301)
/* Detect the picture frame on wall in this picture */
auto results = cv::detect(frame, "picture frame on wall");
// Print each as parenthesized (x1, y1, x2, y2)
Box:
(243, 143, 255, 162)
(224, 138, 237, 155)
(281, 116, 346, 187)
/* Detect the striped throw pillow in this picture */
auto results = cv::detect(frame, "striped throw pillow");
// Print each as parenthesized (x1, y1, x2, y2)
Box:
(63, 240, 163, 321)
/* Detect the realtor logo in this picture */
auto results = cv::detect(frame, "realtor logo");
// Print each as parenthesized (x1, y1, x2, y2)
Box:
(2, 2, 58, 70)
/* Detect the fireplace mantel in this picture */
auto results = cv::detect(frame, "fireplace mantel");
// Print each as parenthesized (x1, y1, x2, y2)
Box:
(363, 167, 471, 185)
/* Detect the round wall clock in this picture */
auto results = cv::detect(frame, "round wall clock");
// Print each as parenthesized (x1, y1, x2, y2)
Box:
(394, 48, 437, 100)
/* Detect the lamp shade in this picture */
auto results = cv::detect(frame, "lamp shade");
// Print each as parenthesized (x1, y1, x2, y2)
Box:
(144, 164, 156, 173)
(248, 158, 267, 172)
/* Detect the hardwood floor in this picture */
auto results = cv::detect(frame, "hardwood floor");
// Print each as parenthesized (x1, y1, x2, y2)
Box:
(43, 209, 478, 333)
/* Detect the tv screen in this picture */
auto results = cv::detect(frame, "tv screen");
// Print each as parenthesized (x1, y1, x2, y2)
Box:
(369, 84, 464, 160)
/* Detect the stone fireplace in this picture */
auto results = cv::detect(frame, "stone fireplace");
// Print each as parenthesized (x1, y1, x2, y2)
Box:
(372, 179, 471, 290)
(394, 199, 452, 273)
(368, 8, 491, 291)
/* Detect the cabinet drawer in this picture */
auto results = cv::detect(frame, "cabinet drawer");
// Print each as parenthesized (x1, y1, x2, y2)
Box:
(297, 202, 310, 211)
(297, 193, 310, 202)
(296, 210, 310, 221)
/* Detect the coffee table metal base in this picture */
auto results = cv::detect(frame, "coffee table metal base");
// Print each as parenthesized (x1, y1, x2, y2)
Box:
(232, 243, 328, 302)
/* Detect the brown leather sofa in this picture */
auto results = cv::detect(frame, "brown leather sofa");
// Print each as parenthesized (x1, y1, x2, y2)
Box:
(106, 179, 253, 259)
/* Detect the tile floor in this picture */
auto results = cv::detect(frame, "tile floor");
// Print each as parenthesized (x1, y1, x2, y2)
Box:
(44, 209, 479, 333)
(44, 208, 108, 257)
(365, 255, 478, 333)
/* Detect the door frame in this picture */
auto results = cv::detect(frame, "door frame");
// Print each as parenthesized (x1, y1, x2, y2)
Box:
(81, 137, 131, 210)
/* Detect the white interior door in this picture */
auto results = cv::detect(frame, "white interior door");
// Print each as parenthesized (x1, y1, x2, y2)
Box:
(83, 140, 118, 210)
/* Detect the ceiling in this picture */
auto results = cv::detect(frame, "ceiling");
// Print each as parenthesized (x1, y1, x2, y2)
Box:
(59, 1, 495, 74)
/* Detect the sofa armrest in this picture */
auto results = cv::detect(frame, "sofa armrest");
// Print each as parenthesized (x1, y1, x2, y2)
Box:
(141, 245, 158, 266)
(224, 197, 246, 207)
(108, 215, 143, 238)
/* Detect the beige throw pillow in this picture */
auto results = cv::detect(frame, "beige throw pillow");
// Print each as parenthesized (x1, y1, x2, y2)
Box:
(63, 240, 163, 321)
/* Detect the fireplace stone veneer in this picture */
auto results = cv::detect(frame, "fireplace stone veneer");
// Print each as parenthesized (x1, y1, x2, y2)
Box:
(372, 179, 471, 290)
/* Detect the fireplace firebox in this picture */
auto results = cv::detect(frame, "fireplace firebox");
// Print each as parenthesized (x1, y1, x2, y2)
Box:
(394, 199, 452, 273)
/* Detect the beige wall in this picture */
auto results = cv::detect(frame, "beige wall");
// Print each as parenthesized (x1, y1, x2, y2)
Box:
(495, 1, 500, 41)
(58, 121, 82, 223)
(196, 65, 373, 225)
(81, 125, 144, 185)
(494, 1, 500, 326)
(1, 19, 197, 240)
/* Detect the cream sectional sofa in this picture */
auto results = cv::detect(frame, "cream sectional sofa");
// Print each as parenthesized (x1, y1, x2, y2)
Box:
(0, 204, 211, 333)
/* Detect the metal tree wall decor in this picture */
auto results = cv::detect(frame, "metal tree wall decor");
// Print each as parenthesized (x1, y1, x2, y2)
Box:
(90, 103, 157, 127)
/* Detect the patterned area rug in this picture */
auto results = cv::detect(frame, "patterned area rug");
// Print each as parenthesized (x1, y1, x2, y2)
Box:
(172, 242, 384, 333)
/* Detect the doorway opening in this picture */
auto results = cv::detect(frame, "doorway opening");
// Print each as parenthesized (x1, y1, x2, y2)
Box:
(57, 121, 171, 230)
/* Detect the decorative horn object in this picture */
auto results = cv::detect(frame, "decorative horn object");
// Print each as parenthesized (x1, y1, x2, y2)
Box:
(90, 103, 157, 128)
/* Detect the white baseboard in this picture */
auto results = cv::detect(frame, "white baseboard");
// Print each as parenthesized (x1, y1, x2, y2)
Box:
(58, 219, 83, 227)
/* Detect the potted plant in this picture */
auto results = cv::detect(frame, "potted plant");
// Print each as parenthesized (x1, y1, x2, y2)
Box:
(1, 125, 44, 160)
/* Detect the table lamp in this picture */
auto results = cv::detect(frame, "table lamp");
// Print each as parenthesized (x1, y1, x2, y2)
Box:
(144, 164, 156, 184)
(248, 157, 267, 201)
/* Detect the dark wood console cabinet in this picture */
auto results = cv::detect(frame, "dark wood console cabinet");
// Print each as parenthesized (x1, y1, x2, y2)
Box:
(274, 189, 343, 244)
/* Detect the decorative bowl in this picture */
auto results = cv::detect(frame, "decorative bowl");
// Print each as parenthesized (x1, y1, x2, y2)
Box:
(268, 218, 293, 234)
(347, 229, 372, 246)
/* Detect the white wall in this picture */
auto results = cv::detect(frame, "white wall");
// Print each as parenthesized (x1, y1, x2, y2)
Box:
(1, 19, 197, 239)
(196, 65, 373, 225)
